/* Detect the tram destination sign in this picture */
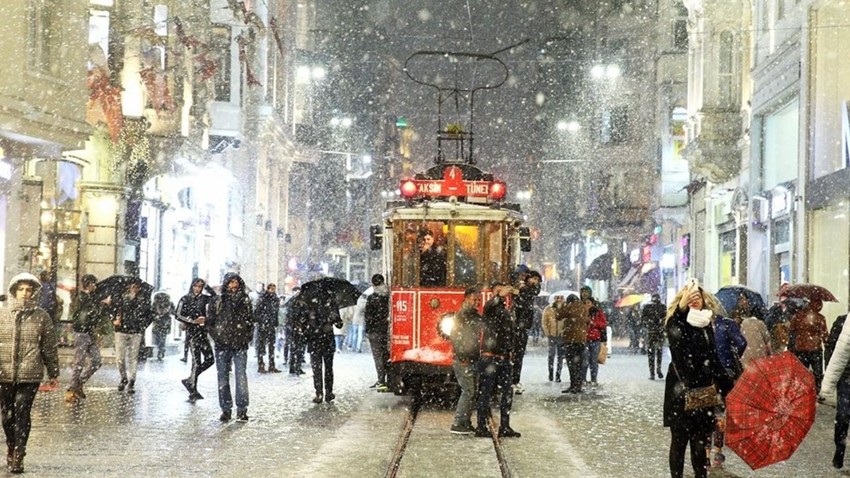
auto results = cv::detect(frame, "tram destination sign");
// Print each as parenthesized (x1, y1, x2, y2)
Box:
(401, 166, 505, 199)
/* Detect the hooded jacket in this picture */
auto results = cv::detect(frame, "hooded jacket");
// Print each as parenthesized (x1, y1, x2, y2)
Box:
(254, 290, 281, 328)
(176, 279, 215, 339)
(207, 273, 255, 349)
(0, 273, 60, 383)
(481, 295, 515, 356)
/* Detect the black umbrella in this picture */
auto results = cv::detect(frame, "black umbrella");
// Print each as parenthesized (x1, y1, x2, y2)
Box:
(715, 285, 766, 320)
(299, 277, 362, 309)
(94, 275, 154, 303)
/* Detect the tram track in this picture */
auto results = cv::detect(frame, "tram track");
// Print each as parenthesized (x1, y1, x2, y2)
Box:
(385, 397, 512, 478)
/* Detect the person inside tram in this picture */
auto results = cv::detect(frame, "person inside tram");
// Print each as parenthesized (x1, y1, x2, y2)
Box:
(419, 230, 447, 286)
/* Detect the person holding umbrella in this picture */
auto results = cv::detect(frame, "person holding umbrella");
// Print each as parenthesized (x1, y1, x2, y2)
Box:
(0, 273, 60, 473)
(298, 288, 344, 404)
(664, 280, 731, 478)
(789, 298, 828, 393)
(207, 273, 254, 421)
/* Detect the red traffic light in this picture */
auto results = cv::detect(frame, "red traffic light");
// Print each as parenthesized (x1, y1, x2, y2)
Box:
(489, 181, 506, 200)
(400, 179, 417, 198)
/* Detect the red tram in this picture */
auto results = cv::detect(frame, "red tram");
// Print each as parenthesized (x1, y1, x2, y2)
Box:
(369, 49, 531, 395)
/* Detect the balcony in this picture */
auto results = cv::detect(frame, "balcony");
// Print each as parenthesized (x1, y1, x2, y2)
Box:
(682, 109, 742, 182)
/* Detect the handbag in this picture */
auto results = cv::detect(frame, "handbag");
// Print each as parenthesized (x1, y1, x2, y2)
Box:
(598, 343, 608, 364)
(673, 362, 722, 411)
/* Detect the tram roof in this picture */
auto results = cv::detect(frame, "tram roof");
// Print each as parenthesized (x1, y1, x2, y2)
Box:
(383, 201, 524, 222)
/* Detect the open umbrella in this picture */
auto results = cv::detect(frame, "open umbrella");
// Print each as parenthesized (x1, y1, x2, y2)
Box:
(784, 283, 838, 302)
(299, 277, 362, 309)
(94, 275, 153, 303)
(725, 351, 816, 470)
(614, 293, 648, 308)
(715, 285, 766, 319)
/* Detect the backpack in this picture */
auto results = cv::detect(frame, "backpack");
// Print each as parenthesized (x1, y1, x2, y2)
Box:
(364, 293, 390, 333)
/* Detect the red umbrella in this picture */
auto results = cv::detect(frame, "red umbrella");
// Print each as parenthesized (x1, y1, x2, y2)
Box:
(725, 351, 817, 470)
(784, 283, 838, 302)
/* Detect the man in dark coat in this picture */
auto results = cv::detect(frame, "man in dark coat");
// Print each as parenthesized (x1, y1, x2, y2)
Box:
(475, 284, 521, 439)
(175, 278, 216, 401)
(299, 288, 344, 404)
(285, 290, 307, 376)
(113, 280, 153, 394)
(448, 287, 481, 434)
(642, 294, 666, 380)
(254, 283, 281, 373)
(207, 273, 254, 422)
(65, 274, 110, 402)
(364, 274, 390, 391)
(511, 268, 540, 394)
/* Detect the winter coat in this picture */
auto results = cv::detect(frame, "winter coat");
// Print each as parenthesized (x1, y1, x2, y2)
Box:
(557, 300, 589, 344)
(254, 291, 281, 328)
(115, 291, 152, 335)
(207, 273, 255, 350)
(364, 285, 390, 335)
(0, 273, 60, 383)
(586, 307, 608, 342)
(825, 315, 847, 368)
(739, 317, 771, 367)
(789, 309, 828, 353)
(152, 292, 173, 335)
(352, 287, 371, 327)
(296, 290, 343, 342)
(70, 289, 111, 337)
(542, 305, 565, 337)
(480, 296, 515, 357)
(641, 301, 666, 337)
(513, 281, 540, 330)
(821, 312, 850, 397)
(176, 284, 214, 340)
(449, 302, 482, 362)
(663, 306, 731, 429)
(713, 316, 747, 378)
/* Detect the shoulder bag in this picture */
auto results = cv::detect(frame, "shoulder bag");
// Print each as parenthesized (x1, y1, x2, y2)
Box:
(672, 362, 723, 411)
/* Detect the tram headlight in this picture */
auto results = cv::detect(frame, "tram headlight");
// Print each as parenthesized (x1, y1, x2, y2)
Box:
(438, 314, 456, 338)
(400, 179, 417, 198)
(489, 181, 506, 200)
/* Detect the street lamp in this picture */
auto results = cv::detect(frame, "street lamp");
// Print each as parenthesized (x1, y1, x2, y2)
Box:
(591, 64, 620, 81)
(557, 120, 581, 133)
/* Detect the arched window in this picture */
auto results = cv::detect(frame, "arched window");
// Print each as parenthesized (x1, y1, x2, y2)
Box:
(718, 31, 737, 108)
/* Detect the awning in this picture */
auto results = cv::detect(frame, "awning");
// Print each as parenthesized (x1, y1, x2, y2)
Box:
(617, 265, 641, 290)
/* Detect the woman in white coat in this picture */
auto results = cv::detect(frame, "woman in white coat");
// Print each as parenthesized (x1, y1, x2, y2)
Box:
(821, 311, 850, 469)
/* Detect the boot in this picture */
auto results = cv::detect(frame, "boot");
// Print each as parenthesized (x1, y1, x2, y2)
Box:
(126, 380, 135, 394)
(258, 362, 267, 374)
(548, 368, 553, 382)
(8, 450, 24, 474)
(834, 445, 846, 469)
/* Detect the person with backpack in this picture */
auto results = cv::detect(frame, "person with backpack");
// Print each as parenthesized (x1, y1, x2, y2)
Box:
(207, 273, 254, 421)
(364, 274, 390, 392)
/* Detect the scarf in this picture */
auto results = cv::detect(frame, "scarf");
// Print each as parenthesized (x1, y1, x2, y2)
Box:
(8, 298, 36, 314)
(686, 308, 712, 328)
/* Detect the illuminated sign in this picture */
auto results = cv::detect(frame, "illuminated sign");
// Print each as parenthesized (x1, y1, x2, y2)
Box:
(400, 166, 505, 199)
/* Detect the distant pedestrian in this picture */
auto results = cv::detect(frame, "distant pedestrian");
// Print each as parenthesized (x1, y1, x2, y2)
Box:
(364, 274, 390, 391)
(581, 297, 607, 386)
(175, 279, 216, 401)
(152, 292, 174, 361)
(789, 298, 828, 393)
(0, 273, 60, 474)
(732, 295, 771, 368)
(543, 295, 566, 382)
(65, 274, 110, 402)
(37, 270, 63, 324)
(664, 281, 731, 478)
(286, 290, 307, 376)
(207, 273, 255, 422)
(299, 289, 343, 404)
(821, 313, 850, 469)
(347, 292, 366, 353)
(764, 283, 795, 352)
(642, 294, 666, 380)
(113, 280, 153, 394)
(475, 284, 521, 438)
(254, 283, 281, 373)
(448, 287, 482, 434)
(511, 268, 540, 395)
(557, 294, 590, 394)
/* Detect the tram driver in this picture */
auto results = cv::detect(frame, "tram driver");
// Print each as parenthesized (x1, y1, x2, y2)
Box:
(419, 230, 447, 286)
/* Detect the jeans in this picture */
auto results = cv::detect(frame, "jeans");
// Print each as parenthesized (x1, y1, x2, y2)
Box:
(188, 334, 215, 391)
(647, 333, 664, 376)
(512, 329, 529, 385)
(476, 356, 513, 432)
(114, 332, 143, 381)
(547, 336, 565, 380)
(581, 340, 602, 382)
(310, 334, 336, 397)
(214, 346, 249, 413)
(0, 383, 39, 453)
(256, 325, 276, 367)
(452, 360, 478, 427)
(69, 333, 102, 391)
(346, 323, 364, 352)
(564, 342, 585, 391)
(367, 331, 389, 384)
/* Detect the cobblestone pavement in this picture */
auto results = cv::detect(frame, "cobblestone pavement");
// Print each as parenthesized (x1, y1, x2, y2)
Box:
(15, 343, 844, 477)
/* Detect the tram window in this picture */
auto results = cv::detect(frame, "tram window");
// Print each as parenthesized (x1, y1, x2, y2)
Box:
(485, 222, 506, 284)
(398, 224, 419, 287)
(452, 224, 479, 287)
(419, 223, 447, 286)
